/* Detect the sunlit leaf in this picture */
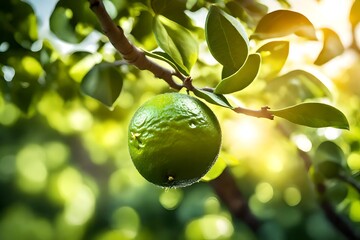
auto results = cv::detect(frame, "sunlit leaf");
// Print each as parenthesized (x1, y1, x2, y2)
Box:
(201, 155, 227, 182)
(193, 88, 233, 108)
(314, 28, 344, 65)
(350, 0, 360, 27)
(252, 10, 317, 40)
(257, 41, 289, 78)
(314, 141, 347, 178)
(270, 103, 349, 129)
(214, 53, 261, 94)
(153, 15, 198, 75)
(81, 62, 123, 108)
(205, 5, 249, 71)
(266, 70, 332, 101)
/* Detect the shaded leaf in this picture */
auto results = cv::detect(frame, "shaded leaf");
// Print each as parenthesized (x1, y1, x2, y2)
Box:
(131, 10, 156, 49)
(350, 0, 360, 27)
(153, 15, 198, 75)
(0, 0, 38, 52)
(214, 53, 261, 94)
(252, 10, 317, 40)
(270, 102, 349, 129)
(225, 1, 268, 27)
(151, 0, 194, 30)
(266, 69, 332, 101)
(314, 141, 347, 178)
(257, 41, 289, 78)
(81, 63, 123, 108)
(144, 50, 189, 76)
(193, 88, 233, 109)
(205, 5, 249, 70)
(50, 7, 81, 43)
(49, 0, 99, 43)
(315, 28, 344, 65)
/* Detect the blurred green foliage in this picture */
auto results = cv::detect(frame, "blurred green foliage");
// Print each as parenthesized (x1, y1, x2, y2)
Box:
(1, 0, 360, 239)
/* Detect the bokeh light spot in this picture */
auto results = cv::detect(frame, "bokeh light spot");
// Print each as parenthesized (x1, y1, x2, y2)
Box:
(291, 134, 312, 152)
(67, 108, 93, 131)
(111, 207, 140, 239)
(267, 155, 284, 173)
(57, 167, 83, 202)
(22, 56, 42, 76)
(347, 152, 360, 171)
(349, 200, 360, 222)
(185, 215, 234, 240)
(159, 188, 183, 210)
(255, 182, 274, 203)
(284, 187, 302, 206)
(64, 186, 95, 226)
(16, 144, 48, 193)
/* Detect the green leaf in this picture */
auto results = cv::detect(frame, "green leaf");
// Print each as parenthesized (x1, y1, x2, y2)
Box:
(153, 16, 198, 75)
(225, 1, 268, 28)
(252, 10, 317, 40)
(270, 103, 349, 129)
(314, 141, 347, 178)
(266, 70, 332, 101)
(0, 0, 38, 51)
(50, 7, 80, 43)
(314, 28, 344, 65)
(144, 50, 189, 76)
(214, 53, 261, 94)
(350, 0, 360, 27)
(49, 0, 102, 43)
(81, 63, 123, 108)
(201, 155, 227, 182)
(257, 41, 289, 78)
(205, 5, 249, 70)
(151, 0, 194, 30)
(193, 88, 233, 109)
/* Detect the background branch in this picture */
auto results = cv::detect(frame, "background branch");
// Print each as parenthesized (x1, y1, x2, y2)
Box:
(210, 168, 262, 232)
(277, 124, 360, 240)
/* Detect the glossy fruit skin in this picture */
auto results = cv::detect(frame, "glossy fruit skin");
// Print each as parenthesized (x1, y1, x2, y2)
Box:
(128, 93, 222, 188)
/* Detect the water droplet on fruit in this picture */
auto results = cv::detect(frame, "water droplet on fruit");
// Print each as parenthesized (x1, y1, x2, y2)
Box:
(189, 121, 196, 128)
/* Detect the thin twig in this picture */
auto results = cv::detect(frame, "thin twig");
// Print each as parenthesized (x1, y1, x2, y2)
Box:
(350, 25, 360, 54)
(316, 183, 360, 240)
(338, 172, 360, 194)
(234, 106, 274, 120)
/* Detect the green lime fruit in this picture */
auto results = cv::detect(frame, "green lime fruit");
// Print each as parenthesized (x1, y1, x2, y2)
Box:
(128, 92, 222, 188)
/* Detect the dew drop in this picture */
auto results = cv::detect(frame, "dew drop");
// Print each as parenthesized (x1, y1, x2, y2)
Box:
(189, 121, 197, 129)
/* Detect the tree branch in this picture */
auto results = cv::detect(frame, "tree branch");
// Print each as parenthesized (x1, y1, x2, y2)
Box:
(210, 168, 262, 232)
(88, 0, 184, 90)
